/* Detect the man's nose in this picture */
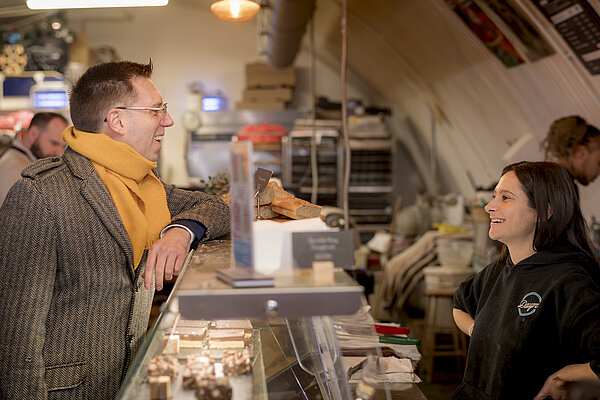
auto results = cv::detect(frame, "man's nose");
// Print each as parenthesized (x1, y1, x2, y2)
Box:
(161, 111, 174, 127)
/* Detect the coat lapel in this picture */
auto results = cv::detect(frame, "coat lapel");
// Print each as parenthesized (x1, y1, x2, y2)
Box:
(63, 148, 136, 281)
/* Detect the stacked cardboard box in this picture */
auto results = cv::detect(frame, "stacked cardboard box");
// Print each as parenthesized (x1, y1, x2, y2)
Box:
(236, 62, 295, 110)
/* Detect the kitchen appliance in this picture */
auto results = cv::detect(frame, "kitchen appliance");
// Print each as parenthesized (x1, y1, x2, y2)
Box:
(186, 110, 307, 186)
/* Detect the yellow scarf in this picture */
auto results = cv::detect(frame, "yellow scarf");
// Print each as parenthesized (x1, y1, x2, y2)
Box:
(63, 127, 171, 269)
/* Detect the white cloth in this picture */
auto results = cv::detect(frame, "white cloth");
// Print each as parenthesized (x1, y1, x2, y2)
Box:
(0, 140, 36, 205)
(343, 356, 421, 383)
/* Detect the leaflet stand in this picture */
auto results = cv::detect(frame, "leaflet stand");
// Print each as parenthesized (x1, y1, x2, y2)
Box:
(218, 141, 274, 287)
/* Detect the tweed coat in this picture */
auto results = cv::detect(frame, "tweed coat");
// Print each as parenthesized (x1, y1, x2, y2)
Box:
(0, 147, 230, 400)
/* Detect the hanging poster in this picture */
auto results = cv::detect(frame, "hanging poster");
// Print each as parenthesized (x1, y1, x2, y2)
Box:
(478, 0, 555, 61)
(445, 0, 526, 67)
(532, 0, 600, 75)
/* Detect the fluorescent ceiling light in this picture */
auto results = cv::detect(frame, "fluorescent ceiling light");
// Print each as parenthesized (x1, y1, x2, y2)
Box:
(27, 0, 168, 9)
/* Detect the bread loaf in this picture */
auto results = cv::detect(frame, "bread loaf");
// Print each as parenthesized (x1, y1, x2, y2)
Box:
(220, 182, 319, 220)
(257, 183, 274, 205)
(255, 205, 278, 219)
(271, 197, 322, 219)
(271, 181, 294, 199)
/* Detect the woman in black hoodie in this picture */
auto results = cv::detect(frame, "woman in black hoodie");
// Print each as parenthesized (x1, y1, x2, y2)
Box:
(452, 161, 600, 399)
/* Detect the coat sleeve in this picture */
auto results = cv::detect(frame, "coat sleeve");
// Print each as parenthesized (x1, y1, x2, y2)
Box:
(0, 179, 56, 399)
(162, 182, 230, 241)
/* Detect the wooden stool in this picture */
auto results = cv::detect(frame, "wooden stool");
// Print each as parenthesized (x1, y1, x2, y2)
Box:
(421, 287, 467, 383)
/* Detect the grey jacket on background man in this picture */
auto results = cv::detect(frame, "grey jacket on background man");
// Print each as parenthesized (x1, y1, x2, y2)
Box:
(0, 147, 230, 399)
(0, 139, 35, 204)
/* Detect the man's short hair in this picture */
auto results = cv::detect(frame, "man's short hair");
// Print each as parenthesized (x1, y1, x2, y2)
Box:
(542, 115, 600, 160)
(29, 112, 68, 132)
(69, 60, 153, 133)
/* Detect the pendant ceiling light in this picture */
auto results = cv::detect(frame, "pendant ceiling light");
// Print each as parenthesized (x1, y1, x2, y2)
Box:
(210, 0, 260, 22)
(27, 0, 168, 9)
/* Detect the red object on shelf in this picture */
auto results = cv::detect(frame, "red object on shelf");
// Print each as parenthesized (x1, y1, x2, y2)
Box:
(374, 324, 410, 335)
(239, 123, 287, 134)
(0, 110, 34, 130)
(237, 123, 288, 143)
(236, 134, 282, 143)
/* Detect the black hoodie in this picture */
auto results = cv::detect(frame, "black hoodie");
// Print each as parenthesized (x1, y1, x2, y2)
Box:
(452, 245, 600, 399)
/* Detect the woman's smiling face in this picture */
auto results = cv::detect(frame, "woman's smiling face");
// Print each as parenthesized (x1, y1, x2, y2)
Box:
(485, 170, 538, 254)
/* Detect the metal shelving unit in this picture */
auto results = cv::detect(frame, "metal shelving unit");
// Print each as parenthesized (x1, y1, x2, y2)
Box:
(282, 118, 397, 233)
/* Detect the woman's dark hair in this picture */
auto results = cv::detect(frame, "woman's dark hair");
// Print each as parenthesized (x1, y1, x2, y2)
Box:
(497, 161, 596, 263)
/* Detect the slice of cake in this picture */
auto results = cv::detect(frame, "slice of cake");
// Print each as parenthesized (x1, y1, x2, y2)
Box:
(208, 329, 245, 350)
(175, 319, 211, 329)
(169, 327, 207, 349)
(214, 319, 253, 339)
(148, 376, 172, 400)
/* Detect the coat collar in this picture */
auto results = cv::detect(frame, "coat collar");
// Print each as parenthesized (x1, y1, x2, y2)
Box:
(63, 147, 136, 280)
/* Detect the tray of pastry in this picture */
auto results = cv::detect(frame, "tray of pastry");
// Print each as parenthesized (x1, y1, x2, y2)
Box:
(141, 318, 259, 400)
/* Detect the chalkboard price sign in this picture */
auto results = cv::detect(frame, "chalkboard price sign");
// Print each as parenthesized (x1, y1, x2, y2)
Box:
(292, 230, 355, 270)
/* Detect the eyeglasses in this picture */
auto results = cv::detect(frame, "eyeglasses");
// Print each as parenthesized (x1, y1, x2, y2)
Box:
(104, 103, 168, 122)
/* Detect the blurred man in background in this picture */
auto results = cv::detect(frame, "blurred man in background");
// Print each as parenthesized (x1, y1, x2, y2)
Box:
(0, 112, 68, 204)
(542, 115, 600, 198)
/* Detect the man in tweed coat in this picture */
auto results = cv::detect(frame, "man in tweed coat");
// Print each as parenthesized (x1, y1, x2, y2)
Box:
(0, 61, 230, 399)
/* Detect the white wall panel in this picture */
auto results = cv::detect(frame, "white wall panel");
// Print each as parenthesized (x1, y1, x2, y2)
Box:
(308, 0, 600, 220)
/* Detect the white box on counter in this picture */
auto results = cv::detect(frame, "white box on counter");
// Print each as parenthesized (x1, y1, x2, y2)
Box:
(252, 217, 331, 276)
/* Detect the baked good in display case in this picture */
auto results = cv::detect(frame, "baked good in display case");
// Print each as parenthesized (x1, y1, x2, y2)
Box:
(147, 355, 179, 380)
(222, 349, 251, 376)
(195, 377, 232, 400)
(144, 318, 254, 399)
(214, 320, 253, 339)
(208, 329, 246, 350)
(171, 327, 208, 349)
(148, 375, 172, 400)
(182, 351, 216, 390)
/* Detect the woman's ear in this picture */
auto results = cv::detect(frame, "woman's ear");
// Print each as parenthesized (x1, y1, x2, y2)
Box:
(547, 203, 553, 220)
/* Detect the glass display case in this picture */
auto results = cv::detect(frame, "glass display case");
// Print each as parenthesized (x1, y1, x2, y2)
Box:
(116, 240, 425, 400)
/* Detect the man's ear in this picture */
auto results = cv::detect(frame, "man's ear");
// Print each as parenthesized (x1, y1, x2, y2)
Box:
(23, 125, 39, 146)
(105, 110, 126, 136)
(574, 144, 590, 161)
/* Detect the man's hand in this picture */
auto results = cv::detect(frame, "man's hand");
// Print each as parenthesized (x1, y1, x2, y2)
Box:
(143, 227, 191, 291)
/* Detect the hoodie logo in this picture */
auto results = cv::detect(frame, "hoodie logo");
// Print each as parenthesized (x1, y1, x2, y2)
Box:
(518, 292, 541, 316)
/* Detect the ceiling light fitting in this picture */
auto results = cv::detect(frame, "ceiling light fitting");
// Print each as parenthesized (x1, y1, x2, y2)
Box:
(210, 0, 260, 22)
(26, 0, 168, 10)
